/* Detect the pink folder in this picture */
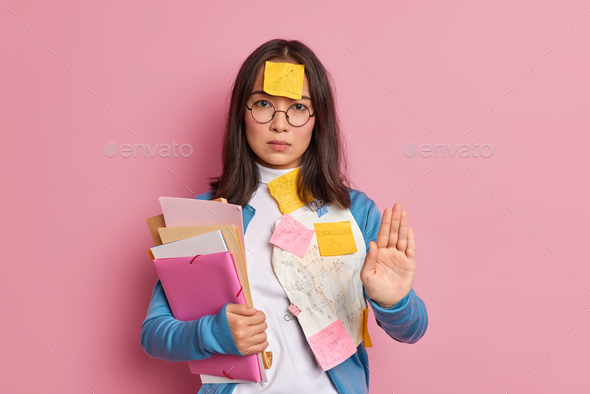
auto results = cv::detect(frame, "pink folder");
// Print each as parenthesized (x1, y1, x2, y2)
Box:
(152, 252, 262, 382)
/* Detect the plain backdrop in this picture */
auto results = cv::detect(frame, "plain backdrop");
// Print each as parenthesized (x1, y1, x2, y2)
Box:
(1, 1, 589, 393)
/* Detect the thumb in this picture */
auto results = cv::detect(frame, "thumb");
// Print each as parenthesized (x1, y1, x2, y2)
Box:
(229, 303, 256, 316)
(362, 241, 378, 273)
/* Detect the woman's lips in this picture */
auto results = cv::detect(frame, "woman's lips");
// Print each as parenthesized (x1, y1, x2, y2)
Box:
(268, 140, 290, 151)
(268, 142, 290, 151)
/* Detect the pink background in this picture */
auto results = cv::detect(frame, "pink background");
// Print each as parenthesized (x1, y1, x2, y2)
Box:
(1, 1, 589, 393)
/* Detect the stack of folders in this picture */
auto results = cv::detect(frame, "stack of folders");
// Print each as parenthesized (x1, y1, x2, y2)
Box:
(146, 196, 271, 384)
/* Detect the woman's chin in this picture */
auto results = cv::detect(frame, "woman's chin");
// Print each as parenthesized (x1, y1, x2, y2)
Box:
(257, 156, 300, 170)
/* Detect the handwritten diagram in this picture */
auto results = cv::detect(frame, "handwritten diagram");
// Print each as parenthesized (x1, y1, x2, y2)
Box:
(270, 208, 367, 370)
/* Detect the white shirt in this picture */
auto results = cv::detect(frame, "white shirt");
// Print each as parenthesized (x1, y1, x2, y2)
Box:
(232, 162, 338, 394)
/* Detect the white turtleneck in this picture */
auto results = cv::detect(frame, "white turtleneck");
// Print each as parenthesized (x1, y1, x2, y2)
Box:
(232, 161, 338, 393)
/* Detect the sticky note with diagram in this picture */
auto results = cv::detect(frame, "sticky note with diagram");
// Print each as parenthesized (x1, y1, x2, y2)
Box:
(268, 168, 307, 214)
(313, 221, 358, 256)
(269, 213, 315, 258)
(263, 61, 305, 99)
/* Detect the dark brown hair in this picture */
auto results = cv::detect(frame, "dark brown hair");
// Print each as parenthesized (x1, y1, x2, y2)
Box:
(208, 39, 352, 209)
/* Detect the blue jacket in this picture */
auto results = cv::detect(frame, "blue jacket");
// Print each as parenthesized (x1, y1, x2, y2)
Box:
(141, 187, 428, 393)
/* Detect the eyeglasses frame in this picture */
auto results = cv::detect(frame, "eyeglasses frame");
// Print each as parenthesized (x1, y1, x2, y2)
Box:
(245, 99, 315, 127)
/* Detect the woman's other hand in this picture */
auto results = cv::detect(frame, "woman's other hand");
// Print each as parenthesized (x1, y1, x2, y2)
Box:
(226, 304, 269, 355)
(360, 203, 416, 309)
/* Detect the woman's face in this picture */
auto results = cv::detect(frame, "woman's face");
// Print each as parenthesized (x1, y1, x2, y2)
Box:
(244, 63, 315, 170)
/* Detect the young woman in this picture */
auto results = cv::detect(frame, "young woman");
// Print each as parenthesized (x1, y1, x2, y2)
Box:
(141, 38, 428, 394)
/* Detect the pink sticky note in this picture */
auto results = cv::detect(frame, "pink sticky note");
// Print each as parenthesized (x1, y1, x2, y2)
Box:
(269, 214, 315, 258)
(306, 319, 357, 371)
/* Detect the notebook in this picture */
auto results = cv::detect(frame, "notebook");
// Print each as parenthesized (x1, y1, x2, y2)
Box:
(150, 230, 228, 259)
(152, 252, 262, 382)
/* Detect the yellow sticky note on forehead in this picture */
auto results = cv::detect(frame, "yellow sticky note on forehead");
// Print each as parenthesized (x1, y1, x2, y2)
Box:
(263, 61, 305, 99)
(268, 168, 307, 214)
(313, 221, 358, 256)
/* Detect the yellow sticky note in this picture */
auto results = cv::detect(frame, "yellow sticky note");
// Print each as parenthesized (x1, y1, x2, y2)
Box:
(268, 168, 307, 214)
(263, 61, 305, 99)
(313, 221, 358, 256)
(363, 308, 373, 347)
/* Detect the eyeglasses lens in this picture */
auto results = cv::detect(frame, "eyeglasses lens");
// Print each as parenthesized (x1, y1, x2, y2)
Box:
(251, 101, 310, 127)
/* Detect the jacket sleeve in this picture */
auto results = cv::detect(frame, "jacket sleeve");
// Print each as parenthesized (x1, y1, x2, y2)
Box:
(364, 286, 428, 344)
(140, 278, 243, 362)
(360, 192, 429, 344)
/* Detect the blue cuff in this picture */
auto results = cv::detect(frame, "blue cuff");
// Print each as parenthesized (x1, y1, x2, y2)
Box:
(362, 286, 427, 344)
(364, 287, 412, 314)
(199, 303, 243, 357)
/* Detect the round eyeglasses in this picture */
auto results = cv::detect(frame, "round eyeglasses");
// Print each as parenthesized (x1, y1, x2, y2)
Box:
(245, 100, 315, 127)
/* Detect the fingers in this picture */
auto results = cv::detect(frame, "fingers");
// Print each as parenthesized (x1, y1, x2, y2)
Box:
(248, 322, 269, 341)
(379, 204, 410, 253)
(242, 340, 269, 355)
(228, 309, 267, 327)
(241, 321, 268, 343)
(376, 206, 394, 249)
(392, 207, 408, 252)
(386, 204, 401, 249)
(236, 321, 269, 355)
(406, 225, 416, 261)
(248, 310, 266, 325)
(250, 320, 269, 333)
(233, 315, 267, 332)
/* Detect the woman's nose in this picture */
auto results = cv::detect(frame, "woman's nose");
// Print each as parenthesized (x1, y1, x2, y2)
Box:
(270, 110, 289, 131)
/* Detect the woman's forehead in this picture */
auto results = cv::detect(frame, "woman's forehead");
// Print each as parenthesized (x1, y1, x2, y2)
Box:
(250, 90, 312, 101)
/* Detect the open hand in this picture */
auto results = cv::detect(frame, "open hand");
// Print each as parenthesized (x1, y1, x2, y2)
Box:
(360, 203, 416, 309)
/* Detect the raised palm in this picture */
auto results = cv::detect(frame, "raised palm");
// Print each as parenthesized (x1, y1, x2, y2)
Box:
(360, 203, 416, 309)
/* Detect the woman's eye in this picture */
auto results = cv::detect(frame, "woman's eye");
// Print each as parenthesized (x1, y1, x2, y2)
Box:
(293, 104, 307, 111)
(255, 100, 271, 108)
